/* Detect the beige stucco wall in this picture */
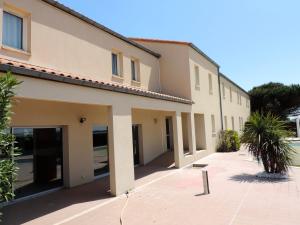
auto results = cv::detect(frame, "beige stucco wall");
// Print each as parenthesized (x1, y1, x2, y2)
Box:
(0, 0, 161, 92)
(134, 40, 223, 165)
(220, 76, 251, 134)
(131, 41, 192, 99)
(188, 48, 222, 154)
(11, 98, 109, 188)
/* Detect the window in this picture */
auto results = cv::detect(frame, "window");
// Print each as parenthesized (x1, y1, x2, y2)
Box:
(112, 53, 118, 75)
(195, 65, 200, 88)
(230, 87, 232, 102)
(3, 11, 23, 50)
(112, 52, 122, 76)
(93, 126, 109, 176)
(222, 82, 225, 99)
(231, 116, 235, 130)
(224, 116, 228, 130)
(246, 99, 250, 108)
(131, 59, 139, 81)
(209, 74, 213, 94)
(239, 117, 243, 131)
(211, 114, 216, 134)
(237, 92, 239, 104)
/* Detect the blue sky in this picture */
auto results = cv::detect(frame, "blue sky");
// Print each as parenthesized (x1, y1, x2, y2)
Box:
(59, 0, 300, 91)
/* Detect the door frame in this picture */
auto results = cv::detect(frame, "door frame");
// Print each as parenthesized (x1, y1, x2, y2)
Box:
(165, 117, 174, 151)
(11, 126, 65, 196)
(132, 124, 143, 166)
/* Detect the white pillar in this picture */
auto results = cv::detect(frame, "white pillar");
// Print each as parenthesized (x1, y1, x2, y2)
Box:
(108, 104, 134, 196)
(187, 112, 196, 155)
(296, 117, 300, 138)
(172, 111, 184, 168)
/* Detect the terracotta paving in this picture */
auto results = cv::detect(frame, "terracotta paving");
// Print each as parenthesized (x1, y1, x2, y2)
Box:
(2, 150, 300, 225)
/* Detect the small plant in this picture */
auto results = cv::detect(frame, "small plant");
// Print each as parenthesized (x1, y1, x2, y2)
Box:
(241, 112, 294, 174)
(0, 72, 20, 221)
(217, 130, 241, 152)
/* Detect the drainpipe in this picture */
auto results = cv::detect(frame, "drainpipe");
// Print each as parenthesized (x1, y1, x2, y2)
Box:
(217, 68, 224, 131)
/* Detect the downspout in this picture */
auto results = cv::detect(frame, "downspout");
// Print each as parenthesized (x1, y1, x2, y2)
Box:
(218, 69, 224, 131)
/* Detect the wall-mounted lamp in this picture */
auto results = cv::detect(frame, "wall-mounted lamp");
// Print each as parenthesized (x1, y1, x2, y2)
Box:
(79, 117, 87, 124)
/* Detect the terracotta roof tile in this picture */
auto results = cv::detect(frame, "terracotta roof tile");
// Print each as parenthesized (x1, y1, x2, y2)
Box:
(0, 58, 193, 105)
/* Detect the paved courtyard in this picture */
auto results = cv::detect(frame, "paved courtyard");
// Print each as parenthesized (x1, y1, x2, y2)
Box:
(2, 150, 300, 225)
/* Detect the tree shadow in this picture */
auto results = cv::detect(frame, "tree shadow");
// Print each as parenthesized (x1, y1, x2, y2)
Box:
(229, 173, 291, 183)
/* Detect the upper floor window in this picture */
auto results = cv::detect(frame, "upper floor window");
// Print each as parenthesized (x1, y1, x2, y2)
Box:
(230, 87, 232, 102)
(131, 59, 140, 82)
(246, 99, 250, 108)
(231, 116, 235, 130)
(208, 74, 213, 95)
(194, 65, 200, 88)
(3, 11, 23, 50)
(112, 52, 122, 76)
(211, 114, 216, 135)
(222, 82, 225, 99)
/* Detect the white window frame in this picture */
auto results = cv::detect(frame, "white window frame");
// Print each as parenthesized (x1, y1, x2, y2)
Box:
(131, 58, 140, 82)
(111, 51, 123, 77)
(231, 116, 235, 130)
(1, 3, 31, 54)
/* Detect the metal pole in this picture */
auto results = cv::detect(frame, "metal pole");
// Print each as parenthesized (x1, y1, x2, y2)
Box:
(202, 170, 210, 194)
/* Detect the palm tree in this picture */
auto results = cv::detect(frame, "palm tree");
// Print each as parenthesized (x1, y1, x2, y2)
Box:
(241, 112, 294, 174)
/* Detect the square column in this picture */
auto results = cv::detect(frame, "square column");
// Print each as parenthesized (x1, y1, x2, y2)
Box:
(172, 111, 184, 168)
(187, 113, 196, 155)
(108, 104, 134, 196)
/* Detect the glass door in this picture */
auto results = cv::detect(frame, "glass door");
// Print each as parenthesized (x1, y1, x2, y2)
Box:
(13, 127, 63, 198)
(132, 125, 140, 165)
(165, 118, 174, 151)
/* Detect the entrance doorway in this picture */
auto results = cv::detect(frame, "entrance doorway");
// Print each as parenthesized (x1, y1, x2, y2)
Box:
(165, 117, 174, 151)
(12, 127, 63, 199)
(132, 125, 140, 165)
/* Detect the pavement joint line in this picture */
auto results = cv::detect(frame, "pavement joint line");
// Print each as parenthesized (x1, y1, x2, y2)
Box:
(53, 153, 217, 225)
(228, 182, 253, 225)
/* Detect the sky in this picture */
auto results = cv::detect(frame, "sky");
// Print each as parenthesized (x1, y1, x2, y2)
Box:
(59, 0, 300, 91)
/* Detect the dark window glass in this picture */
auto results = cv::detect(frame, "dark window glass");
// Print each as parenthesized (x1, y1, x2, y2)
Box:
(13, 128, 63, 199)
(93, 126, 109, 176)
(112, 53, 118, 75)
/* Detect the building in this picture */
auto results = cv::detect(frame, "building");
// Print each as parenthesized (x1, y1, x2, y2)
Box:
(0, 0, 250, 200)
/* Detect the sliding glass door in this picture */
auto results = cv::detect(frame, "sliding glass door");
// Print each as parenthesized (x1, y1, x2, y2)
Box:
(12, 127, 63, 198)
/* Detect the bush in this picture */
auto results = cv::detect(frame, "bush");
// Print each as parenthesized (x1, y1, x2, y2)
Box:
(0, 72, 20, 220)
(217, 130, 241, 152)
(241, 112, 294, 174)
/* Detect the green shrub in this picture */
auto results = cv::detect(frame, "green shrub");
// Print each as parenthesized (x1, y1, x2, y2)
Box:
(0, 72, 20, 220)
(241, 112, 294, 174)
(217, 130, 241, 152)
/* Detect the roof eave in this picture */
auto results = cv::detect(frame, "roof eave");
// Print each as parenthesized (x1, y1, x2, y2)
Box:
(219, 72, 249, 96)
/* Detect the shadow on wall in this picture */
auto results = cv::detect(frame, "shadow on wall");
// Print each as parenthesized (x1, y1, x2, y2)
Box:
(229, 173, 291, 184)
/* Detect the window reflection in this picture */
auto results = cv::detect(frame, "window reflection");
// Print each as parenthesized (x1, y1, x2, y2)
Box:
(93, 126, 109, 176)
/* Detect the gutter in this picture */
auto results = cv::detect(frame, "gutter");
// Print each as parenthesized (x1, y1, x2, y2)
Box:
(219, 72, 249, 96)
